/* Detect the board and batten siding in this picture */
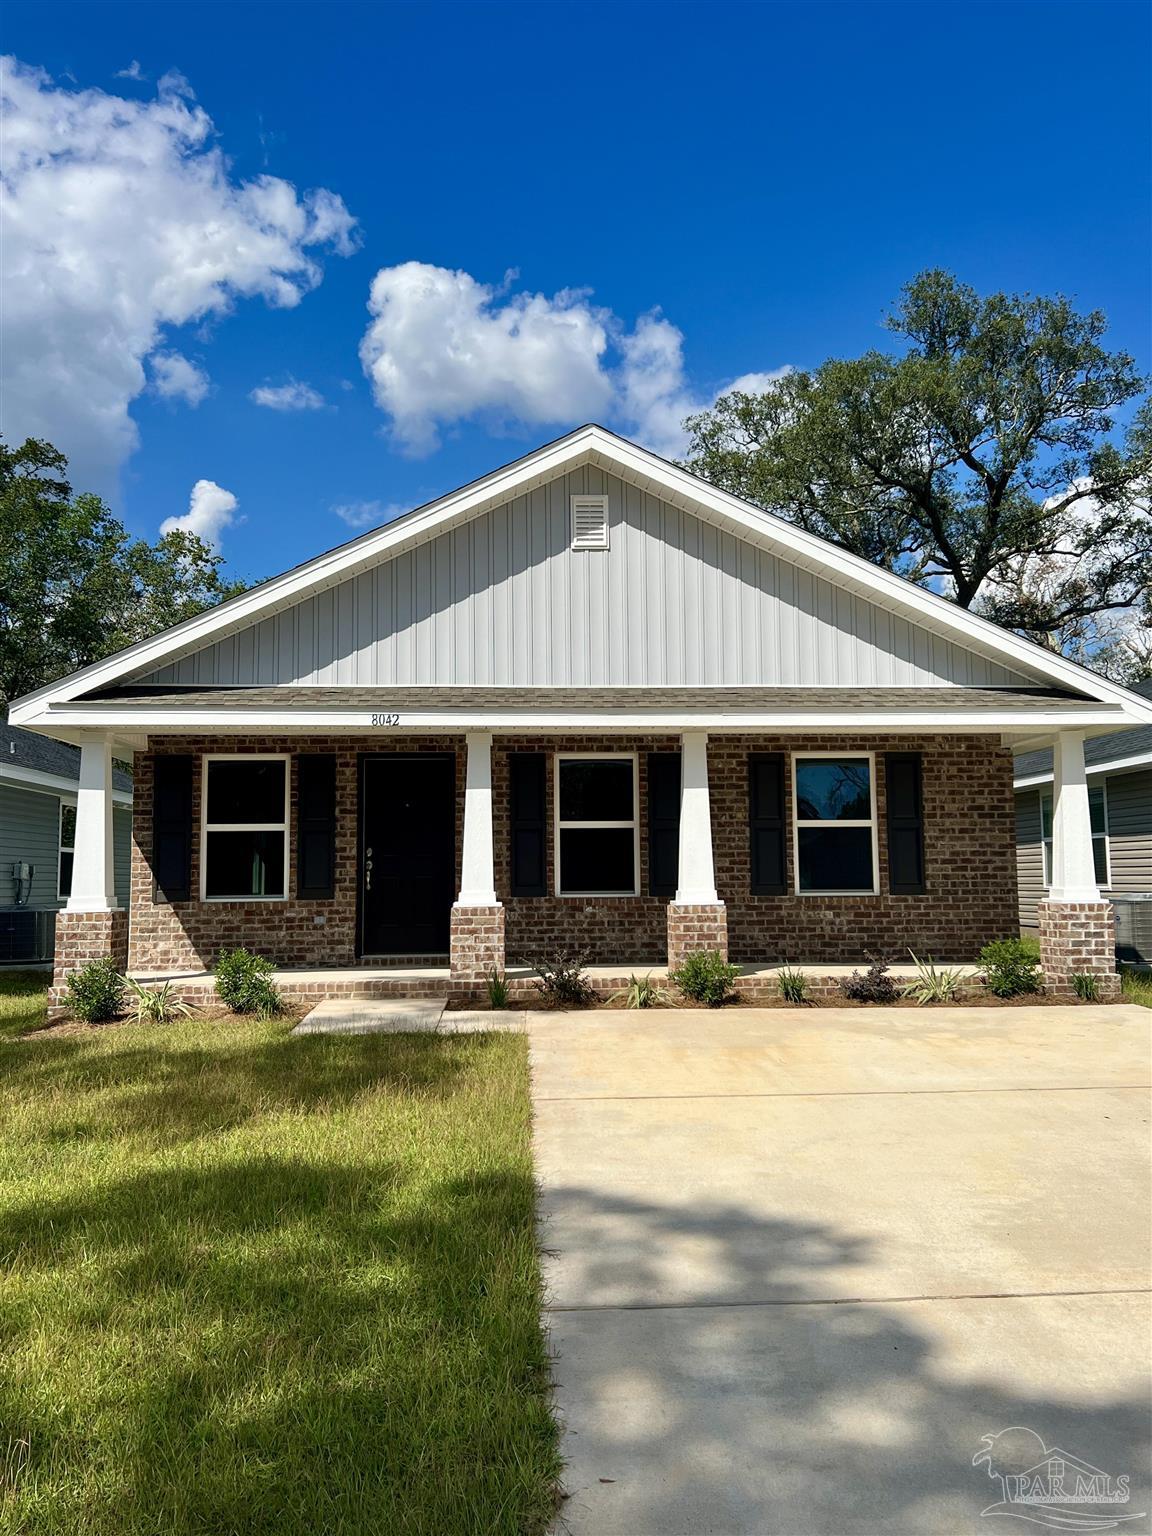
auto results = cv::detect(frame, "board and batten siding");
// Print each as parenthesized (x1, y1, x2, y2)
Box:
(138, 469, 1033, 690)
(1016, 767, 1152, 929)
(0, 785, 132, 909)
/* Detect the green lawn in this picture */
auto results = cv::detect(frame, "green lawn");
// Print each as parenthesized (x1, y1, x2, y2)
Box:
(0, 969, 49, 1041)
(0, 981, 559, 1535)
(1121, 967, 1152, 1008)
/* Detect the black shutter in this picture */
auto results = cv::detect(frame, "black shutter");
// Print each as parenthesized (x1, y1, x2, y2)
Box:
(647, 752, 681, 897)
(152, 754, 193, 903)
(749, 753, 786, 895)
(509, 753, 546, 897)
(297, 754, 337, 899)
(886, 752, 926, 894)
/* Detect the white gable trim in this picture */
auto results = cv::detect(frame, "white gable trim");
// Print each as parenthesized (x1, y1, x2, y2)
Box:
(10, 425, 1152, 725)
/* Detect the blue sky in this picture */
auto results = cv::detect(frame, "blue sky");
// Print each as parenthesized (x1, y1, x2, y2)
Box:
(3, 0, 1150, 586)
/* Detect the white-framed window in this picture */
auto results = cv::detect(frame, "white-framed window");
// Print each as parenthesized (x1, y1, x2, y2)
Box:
(200, 754, 290, 901)
(58, 799, 76, 899)
(791, 752, 879, 895)
(554, 752, 638, 896)
(1041, 783, 1110, 888)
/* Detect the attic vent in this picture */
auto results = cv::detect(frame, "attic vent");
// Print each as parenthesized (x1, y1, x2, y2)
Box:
(570, 494, 609, 550)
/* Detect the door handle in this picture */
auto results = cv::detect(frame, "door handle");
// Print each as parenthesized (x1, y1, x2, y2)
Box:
(364, 848, 373, 892)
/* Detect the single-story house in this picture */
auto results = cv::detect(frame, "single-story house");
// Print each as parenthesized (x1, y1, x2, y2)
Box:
(8, 426, 1152, 1005)
(0, 723, 132, 963)
(1015, 678, 1152, 961)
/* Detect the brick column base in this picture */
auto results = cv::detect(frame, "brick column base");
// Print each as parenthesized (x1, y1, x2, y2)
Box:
(1037, 899, 1121, 998)
(449, 904, 506, 1001)
(48, 909, 130, 1013)
(666, 902, 728, 972)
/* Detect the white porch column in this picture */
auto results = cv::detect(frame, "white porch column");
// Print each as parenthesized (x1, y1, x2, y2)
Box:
(675, 731, 719, 905)
(1048, 730, 1100, 902)
(456, 730, 500, 907)
(67, 736, 120, 912)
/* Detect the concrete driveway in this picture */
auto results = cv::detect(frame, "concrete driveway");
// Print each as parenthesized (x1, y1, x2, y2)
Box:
(530, 1005, 1152, 1536)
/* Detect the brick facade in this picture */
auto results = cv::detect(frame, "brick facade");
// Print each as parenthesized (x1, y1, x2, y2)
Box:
(49, 908, 129, 1010)
(667, 904, 729, 969)
(122, 731, 1022, 975)
(1037, 900, 1121, 997)
(449, 904, 506, 991)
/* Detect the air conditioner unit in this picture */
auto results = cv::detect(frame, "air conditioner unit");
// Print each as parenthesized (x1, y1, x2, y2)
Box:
(0, 909, 56, 964)
(1112, 895, 1152, 966)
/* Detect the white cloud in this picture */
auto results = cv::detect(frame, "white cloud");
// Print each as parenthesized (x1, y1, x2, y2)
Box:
(114, 60, 146, 81)
(150, 351, 210, 406)
(358, 263, 788, 459)
(332, 499, 410, 529)
(0, 56, 357, 490)
(160, 479, 238, 548)
(249, 378, 325, 411)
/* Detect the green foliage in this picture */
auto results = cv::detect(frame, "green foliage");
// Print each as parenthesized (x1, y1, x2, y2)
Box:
(0, 436, 246, 706)
(214, 948, 283, 1016)
(615, 973, 671, 1009)
(979, 937, 1043, 998)
(1071, 972, 1100, 1002)
(64, 958, 124, 1023)
(485, 968, 509, 1009)
(683, 271, 1151, 666)
(524, 950, 595, 1007)
(840, 959, 899, 1005)
(671, 950, 740, 1007)
(124, 977, 194, 1024)
(902, 951, 965, 1005)
(776, 964, 810, 1005)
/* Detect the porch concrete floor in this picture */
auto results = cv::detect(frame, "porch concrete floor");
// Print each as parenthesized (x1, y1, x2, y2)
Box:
(531, 1004, 1152, 1535)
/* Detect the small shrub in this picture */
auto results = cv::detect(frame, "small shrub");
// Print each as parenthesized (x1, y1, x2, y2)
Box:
(979, 937, 1042, 998)
(615, 973, 671, 1009)
(840, 958, 899, 1005)
(1071, 972, 1100, 1002)
(777, 964, 809, 1005)
(671, 950, 740, 1008)
(485, 968, 510, 1008)
(64, 958, 124, 1023)
(902, 951, 965, 1005)
(524, 950, 595, 1007)
(125, 977, 193, 1024)
(214, 947, 283, 1015)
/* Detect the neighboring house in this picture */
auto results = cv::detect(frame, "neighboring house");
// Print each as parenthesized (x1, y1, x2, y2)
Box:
(8, 425, 1152, 1003)
(0, 723, 132, 962)
(1015, 678, 1152, 957)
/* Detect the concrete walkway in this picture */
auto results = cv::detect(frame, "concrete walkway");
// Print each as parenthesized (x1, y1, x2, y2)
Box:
(530, 1005, 1152, 1535)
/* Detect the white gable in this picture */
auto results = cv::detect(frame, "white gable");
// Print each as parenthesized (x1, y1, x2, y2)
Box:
(138, 467, 1035, 689)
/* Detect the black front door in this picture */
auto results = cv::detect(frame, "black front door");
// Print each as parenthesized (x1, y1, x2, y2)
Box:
(360, 754, 456, 955)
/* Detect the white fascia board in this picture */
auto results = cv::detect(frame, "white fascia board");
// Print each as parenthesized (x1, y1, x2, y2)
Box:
(1014, 749, 1152, 789)
(30, 705, 1131, 733)
(0, 762, 132, 803)
(9, 423, 1152, 723)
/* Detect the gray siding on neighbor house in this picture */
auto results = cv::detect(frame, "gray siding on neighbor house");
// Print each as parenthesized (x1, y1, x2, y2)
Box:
(0, 784, 132, 910)
(1016, 767, 1152, 928)
(0, 782, 64, 909)
(139, 468, 1032, 690)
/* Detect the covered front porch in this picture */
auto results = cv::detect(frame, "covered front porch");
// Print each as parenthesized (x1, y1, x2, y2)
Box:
(39, 686, 1128, 1008)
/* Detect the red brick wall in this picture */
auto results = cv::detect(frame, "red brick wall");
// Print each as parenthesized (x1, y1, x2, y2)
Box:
(127, 731, 1019, 971)
(129, 736, 465, 972)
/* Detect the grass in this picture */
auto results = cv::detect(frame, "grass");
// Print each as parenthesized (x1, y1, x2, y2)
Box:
(1121, 967, 1152, 1008)
(0, 969, 49, 1041)
(0, 975, 559, 1536)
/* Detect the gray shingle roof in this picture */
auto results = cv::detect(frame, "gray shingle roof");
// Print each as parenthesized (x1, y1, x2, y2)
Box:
(90, 683, 1103, 715)
(0, 723, 133, 793)
(1014, 678, 1152, 781)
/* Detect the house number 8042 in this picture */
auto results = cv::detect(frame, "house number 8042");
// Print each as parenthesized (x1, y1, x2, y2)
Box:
(371, 713, 400, 726)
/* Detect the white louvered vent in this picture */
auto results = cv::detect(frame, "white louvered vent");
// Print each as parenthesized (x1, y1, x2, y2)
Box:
(570, 494, 609, 550)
